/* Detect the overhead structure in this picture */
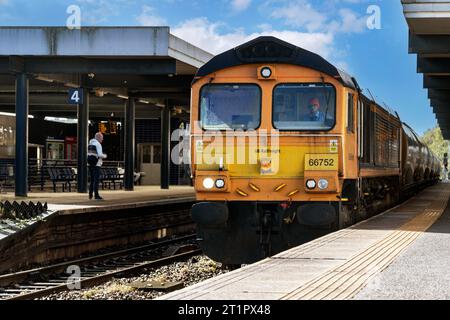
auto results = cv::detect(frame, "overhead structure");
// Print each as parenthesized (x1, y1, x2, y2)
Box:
(402, 1, 450, 138)
(0, 27, 213, 196)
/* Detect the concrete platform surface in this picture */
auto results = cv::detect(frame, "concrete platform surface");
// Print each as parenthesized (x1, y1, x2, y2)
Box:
(158, 183, 450, 300)
(355, 187, 450, 300)
(1, 186, 195, 214)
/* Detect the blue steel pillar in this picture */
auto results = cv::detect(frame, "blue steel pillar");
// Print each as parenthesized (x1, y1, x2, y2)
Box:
(125, 98, 135, 191)
(15, 72, 28, 197)
(161, 104, 171, 190)
(77, 88, 89, 193)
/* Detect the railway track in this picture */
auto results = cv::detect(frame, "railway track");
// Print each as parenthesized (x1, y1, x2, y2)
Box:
(0, 200, 195, 274)
(0, 234, 201, 300)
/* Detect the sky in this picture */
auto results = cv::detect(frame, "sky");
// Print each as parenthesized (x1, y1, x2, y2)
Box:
(0, 0, 436, 135)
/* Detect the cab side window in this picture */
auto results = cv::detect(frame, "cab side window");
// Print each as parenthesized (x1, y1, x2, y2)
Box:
(347, 93, 354, 133)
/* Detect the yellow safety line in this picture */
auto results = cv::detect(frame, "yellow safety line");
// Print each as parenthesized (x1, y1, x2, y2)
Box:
(171, 228, 358, 300)
(165, 188, 447, 301)
(281, 192, 450, 300)
(287, 227, 418, 300)
(316, 213, 436, 300)
(174, 193, 423, 299)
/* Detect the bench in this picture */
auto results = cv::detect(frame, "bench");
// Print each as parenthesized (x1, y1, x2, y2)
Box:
(0, 165, 44, 192)
(99, 167, 124, 190)
(0, 165, 14, 192)
(47, 167, 76, 192)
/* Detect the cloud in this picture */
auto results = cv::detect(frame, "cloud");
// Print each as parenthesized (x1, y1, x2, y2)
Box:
(266, 0, 368, 34)
(231, 0, 252, 12)
(336, 8, 367, 33)
(171, 17, 334, 58)
(137, 5, 168, 26)
(339, 0, 364, 3)
(270, 0, 327, 32)
(134, 0, 370, 72)
(76, 0, 130, 24)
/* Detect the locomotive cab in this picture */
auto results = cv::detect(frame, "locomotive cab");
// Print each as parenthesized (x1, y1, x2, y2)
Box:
(189, 37, 439, 265)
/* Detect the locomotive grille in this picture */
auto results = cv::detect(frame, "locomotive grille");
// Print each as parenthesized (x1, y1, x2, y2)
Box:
(374, 112, 400, 168)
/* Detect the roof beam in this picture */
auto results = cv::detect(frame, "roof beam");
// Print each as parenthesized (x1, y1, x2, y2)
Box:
(131, 92, 189, 99)
(432, 108, 450, 116)
(0, 103, 165, 115)
(431, 104, 450, 112)
(434, 116, 450, 125)
(417, 57, 450, 75)
(409, 33, 450, 55)
(433, 109, 450, 116)
(428, 89, 450, 100)
(423, 76, 450, 89)
(0, 57, 176, 75)
(0, 74, 192, 97)
(430, 98, 450, 107)
(84, 74, 192, 89)
(0, 94, 124, 105)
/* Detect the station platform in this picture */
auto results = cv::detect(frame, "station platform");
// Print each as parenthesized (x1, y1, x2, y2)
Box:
(0, 186, 196, 272)
(1, 186, 195, 215)
(159, 183, 450, 300)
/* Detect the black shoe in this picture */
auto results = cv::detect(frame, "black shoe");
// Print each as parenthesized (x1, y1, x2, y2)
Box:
(89, 194, 93, 200)
(94, 196, 104, 200)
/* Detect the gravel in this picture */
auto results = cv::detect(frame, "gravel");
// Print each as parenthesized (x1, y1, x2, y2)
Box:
(39, 255, 229, 300)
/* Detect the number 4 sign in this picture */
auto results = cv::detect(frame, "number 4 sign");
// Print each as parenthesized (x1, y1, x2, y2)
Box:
(68, 88, 83, 105)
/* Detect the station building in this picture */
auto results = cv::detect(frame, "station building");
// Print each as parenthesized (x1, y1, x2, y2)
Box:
(0, 27, 213, 196)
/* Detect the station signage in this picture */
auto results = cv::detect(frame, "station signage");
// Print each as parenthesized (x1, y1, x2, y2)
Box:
(68, 88, 83, 105)
(98, 120, 118, 135)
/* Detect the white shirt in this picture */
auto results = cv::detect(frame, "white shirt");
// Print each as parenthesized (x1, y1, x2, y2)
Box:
(88, 138, 107, 166)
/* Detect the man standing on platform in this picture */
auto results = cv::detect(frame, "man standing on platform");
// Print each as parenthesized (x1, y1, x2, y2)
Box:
(87, 132, 107, 200)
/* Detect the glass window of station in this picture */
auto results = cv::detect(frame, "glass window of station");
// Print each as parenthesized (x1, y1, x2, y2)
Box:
(200, 84, 261, 131)
(273, 83, 336, 131)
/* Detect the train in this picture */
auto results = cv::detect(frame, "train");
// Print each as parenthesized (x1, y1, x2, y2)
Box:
(189, 37, 441, 265)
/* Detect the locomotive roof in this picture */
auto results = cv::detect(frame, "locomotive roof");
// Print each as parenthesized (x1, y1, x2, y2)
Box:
(195, 36, 357, 89)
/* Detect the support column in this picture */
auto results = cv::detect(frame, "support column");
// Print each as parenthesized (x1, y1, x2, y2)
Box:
(15, 73, 28, 197)
(125, 98, 135, 191)
(77, 88, 89, 193)
(161, 104, 171, 189)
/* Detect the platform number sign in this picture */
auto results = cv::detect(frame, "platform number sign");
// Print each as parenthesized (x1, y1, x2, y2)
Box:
(68, 88, 83, 105)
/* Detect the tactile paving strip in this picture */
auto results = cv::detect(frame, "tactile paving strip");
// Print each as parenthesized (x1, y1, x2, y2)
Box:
(282, 191, 450, 300)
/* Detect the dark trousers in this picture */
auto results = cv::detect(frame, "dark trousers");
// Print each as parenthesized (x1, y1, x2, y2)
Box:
(89, 165, 100, 196)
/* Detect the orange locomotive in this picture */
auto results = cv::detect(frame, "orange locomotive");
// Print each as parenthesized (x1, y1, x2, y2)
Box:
(189, 37, 440, 265)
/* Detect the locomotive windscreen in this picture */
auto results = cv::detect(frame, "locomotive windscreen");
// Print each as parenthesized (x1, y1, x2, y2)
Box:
(273, 83, 336, 131)
(200, 84, 261, 131)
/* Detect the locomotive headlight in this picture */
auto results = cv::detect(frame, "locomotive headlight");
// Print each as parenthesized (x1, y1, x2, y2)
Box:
(318, 179, 329, 190)
(260, 67, 272, 78)
(306, 179, 316, 190)
(215, 179, 225, 189)
(202, 177, 215, 189)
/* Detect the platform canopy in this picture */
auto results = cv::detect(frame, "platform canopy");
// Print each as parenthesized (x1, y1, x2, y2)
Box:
(0, 27, 213, 118)
(0, 27, 214, 196)
(402, 1, 450, 139)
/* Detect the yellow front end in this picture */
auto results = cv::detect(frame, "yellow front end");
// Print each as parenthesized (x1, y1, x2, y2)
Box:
(193, 135, 343, 202)
(188, 37, 363, 265)
(190, 63, 358, 203)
